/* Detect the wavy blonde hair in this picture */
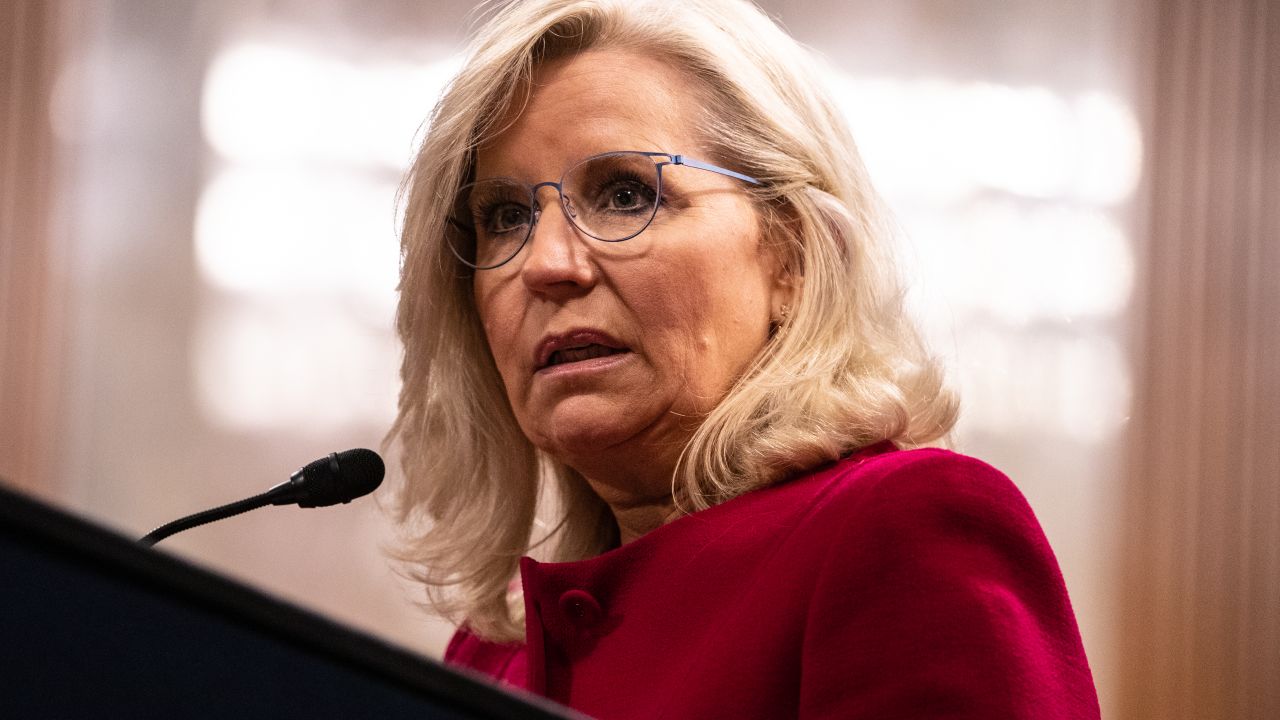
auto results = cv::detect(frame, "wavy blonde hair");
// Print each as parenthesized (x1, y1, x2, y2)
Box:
(387, 0, 959, 642)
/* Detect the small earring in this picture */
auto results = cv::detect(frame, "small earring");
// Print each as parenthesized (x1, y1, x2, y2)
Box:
(769, 304, 790, 339)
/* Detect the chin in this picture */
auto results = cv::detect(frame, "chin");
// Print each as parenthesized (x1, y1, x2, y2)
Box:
(526, 401, 656, 463)
(541, 418, 635, 458)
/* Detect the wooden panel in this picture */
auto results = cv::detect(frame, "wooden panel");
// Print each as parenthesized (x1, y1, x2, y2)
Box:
(1120, 0, 1280, 717)
(0, 1, 64, 495)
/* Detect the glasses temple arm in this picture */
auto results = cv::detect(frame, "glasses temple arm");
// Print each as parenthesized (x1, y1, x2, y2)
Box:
(670, 155, 762, 185)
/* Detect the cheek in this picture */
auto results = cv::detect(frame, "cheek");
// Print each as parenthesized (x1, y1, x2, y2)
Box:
(638, 221, 775, 387)
(474, 280, 523, 378)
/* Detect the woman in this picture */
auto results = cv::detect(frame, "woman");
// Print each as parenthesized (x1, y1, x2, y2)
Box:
(389, 0, 1100, 717)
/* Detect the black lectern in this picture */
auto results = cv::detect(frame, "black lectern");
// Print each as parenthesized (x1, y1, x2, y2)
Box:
(0, 484, 579, 719)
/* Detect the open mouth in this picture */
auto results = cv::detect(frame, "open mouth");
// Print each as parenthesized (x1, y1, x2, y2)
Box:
(544, 344, 629, 368)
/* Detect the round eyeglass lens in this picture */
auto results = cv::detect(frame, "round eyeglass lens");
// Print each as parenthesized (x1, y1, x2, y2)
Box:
(561, 152, 662, 242)
(448, 178, 534, 269)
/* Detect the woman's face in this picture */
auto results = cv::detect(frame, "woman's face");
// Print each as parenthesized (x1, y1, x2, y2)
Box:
(471, 49, 787, 499)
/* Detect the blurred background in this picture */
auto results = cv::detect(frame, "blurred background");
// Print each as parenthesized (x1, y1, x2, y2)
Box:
(1, 1, 1275, 717)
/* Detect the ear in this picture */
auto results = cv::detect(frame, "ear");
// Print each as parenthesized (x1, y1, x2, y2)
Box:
(759, 199, 802, 326)
(769, 264, 798, 327)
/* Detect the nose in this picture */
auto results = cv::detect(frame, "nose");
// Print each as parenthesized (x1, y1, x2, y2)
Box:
(519, 183, 596, 294)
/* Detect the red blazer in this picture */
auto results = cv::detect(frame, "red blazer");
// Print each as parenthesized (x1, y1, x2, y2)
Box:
(446, 443, 1101, 719)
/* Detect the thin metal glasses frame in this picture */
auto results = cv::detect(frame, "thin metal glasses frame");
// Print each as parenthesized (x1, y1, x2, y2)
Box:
(447, 150, 761, 270)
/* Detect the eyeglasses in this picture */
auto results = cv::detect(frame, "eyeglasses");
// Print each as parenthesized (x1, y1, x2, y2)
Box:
(446, 150, 761, 270)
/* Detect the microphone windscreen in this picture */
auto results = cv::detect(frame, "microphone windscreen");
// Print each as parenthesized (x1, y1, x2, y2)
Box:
(294, 448, 385, 507)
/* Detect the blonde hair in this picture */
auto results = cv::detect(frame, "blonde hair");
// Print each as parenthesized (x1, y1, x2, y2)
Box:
(388, 0, 958, 642)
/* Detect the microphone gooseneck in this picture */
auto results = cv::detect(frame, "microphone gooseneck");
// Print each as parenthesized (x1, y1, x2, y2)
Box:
(139, 449, 385, 547)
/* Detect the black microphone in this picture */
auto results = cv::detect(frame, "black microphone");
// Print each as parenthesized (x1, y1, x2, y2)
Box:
(267, 448, 385, 508)
(139, 449, 385, 547)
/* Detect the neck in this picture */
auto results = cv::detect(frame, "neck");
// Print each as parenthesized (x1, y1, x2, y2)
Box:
(560, 437, 686, 545)
(607, 494, 679, 545)
(574, 465, 679, 545)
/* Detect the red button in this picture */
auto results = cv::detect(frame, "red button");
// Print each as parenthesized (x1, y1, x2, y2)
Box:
(558, 589, 603, 629)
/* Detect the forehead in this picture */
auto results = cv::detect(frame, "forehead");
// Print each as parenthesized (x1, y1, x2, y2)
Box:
(475, 49, 705, 179)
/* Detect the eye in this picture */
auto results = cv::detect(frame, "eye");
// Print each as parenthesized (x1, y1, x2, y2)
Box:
(607, 184, 645, 210)
(593, 174, 657, 214)
(483, 203, 531, 234)
(461, 179, 531, 236)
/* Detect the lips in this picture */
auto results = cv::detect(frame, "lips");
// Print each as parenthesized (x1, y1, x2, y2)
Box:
(535, 330, 630, 371)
